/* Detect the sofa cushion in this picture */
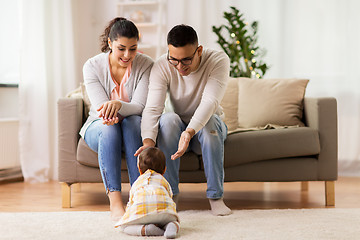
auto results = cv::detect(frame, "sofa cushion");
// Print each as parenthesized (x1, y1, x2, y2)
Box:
(77, 139, 135, 171)
(77, 138, 200, 171)
(220, 77, 239, 132)
(80, 82, 91, 119)
(179, 152, 201, 171)
(77, 138, 103, 168)
(223, 127, 320, 167)
(237, 78, 309, 128)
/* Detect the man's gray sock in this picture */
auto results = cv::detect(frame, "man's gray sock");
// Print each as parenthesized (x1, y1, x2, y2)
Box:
(209, 198, 232, 216)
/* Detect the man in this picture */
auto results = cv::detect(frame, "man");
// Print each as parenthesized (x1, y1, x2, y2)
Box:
(135, 24, 231, 216)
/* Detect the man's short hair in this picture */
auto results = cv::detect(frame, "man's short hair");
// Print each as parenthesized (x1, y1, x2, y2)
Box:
(167, 24, 198, 47)
(138, 147, 166, 174)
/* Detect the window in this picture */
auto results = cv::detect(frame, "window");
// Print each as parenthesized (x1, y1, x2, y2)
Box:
(0, 1, 20, 87)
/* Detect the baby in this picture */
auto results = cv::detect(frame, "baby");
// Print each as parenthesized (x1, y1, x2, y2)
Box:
(115, 147, 180, 238)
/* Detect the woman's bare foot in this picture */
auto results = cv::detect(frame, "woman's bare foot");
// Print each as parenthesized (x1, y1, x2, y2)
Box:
(108, 191, 125, 222)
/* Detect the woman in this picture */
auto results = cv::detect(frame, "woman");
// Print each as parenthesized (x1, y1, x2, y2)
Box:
(79, 17, 153, 221)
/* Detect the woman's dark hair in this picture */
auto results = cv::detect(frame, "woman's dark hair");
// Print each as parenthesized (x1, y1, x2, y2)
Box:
(100, 17, 139, 52)
(167, 24, 198, 47)
(138, 147, 166, 174)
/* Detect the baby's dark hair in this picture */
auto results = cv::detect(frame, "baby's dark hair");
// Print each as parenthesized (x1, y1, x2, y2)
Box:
(167, 24, 198, 47)
(138, 147, 166, 174)
(100, 17, 139, 52)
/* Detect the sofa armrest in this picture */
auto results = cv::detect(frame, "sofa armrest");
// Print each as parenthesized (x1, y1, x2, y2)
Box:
(57, 97, 84, 182)
(304, 97, 338, 180)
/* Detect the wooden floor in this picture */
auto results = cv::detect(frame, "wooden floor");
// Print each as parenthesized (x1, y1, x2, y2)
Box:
(1, 177, 359, 212)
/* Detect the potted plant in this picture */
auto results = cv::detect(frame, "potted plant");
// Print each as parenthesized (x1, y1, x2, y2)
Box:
(212, 6, 269, 78)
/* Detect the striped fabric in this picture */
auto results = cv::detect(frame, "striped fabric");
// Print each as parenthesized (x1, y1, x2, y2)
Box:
(117, 169, 179, 226)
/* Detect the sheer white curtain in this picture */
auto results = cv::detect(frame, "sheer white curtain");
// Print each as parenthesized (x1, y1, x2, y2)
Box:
(19, 0, 77, 182)
(275, 0, 360, 176)
(167, 0, 360, 176)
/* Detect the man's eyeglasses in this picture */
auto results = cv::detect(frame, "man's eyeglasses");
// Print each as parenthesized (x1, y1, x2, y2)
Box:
(167, 46, 199, 66)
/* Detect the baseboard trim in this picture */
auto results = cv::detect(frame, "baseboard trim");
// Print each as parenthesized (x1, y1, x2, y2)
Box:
(0, 167, 23, 184)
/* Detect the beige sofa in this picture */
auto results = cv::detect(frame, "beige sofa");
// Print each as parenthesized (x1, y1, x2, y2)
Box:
(58, 79, 337, 208)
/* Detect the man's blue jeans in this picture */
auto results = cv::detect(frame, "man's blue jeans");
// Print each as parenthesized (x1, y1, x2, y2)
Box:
(84, 115, 141, 192)
(157, 112, 227, 199)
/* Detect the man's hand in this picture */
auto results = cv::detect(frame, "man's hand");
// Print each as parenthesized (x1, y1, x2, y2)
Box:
(97, 100, 122, 125)
(171, 128, 195, 160)
(134, 138, 156, 156)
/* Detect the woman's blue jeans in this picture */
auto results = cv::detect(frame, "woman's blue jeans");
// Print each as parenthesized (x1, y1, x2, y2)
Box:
(84, 115, 141, 192)
(157, 112, 227, 199)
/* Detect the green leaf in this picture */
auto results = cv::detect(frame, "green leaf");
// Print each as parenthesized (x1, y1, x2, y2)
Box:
(212, 6, 270, 77)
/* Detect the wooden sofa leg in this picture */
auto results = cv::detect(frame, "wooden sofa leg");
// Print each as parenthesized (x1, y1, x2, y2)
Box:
(61, 182, 72, 208)
(325, 181, 335, 206)
(301, 181, 309, 191)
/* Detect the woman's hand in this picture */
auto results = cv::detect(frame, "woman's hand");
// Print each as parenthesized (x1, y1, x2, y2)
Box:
(171, 129, 195, 160)
(101, 115, 119, 125)
(97, 100, 122, 125)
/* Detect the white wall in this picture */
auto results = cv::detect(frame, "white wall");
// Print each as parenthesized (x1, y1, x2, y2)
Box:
(166, 0, 288, 79)
(71, 0, 117, 86)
